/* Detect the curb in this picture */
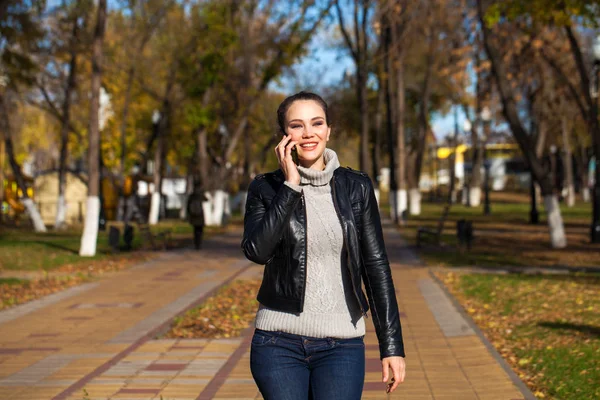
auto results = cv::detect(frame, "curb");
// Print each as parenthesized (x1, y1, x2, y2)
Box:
(428, 269, 537, 400)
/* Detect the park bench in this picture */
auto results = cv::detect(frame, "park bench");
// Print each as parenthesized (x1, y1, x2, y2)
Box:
(136, 221, 172, 251)
(416, 204, 451, 247)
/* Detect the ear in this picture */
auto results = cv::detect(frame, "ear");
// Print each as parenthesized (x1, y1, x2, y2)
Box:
(326, 127, 331, 141)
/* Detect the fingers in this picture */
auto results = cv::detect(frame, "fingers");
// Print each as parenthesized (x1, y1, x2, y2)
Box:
(274, 135, 297, 166)
(381, 359, 389, 383)
(285, 140, 298, 159)
(389, 364, 401, 393)
(275, 135, 291, 163)
(382, 358, 405, 394)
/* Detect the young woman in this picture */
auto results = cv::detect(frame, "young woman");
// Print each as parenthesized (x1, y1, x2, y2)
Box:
(242, 91, 406, 400)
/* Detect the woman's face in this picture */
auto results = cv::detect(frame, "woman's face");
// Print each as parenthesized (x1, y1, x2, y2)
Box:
(285, 100, 331, 167)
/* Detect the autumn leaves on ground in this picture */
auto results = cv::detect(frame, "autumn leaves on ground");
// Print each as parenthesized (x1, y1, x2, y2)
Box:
(400, 192, 599, 400)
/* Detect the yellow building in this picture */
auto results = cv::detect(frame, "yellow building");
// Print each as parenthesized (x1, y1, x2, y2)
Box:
(34, 171, 88, 226)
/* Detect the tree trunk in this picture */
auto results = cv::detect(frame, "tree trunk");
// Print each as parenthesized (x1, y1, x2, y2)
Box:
(564, 26, 600, 241)
(478, 0, 566, 248)
(383, 19, 398, 221)
(409, 59, 432, 216)
(80, 0, 106, 256)
(373, 67, 384, 182)
(357, 67, 370, 175)
(562, 118, 575, 207)
(148, 110, 167, 225)
(120, 67, 134, 175)
(396, 51, 408, 218)
(197, 127, 208, 188)
(2, 127, 46, 232)
(534, 120, 547, 206)
(0, 138, 4, 225)
(56, 18, 79, 230)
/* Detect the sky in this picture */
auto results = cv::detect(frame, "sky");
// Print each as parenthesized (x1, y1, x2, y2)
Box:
(279, 26, 463, 142)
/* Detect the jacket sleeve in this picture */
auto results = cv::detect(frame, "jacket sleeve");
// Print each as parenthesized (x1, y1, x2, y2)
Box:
(241, 176, 302, 265)
(359, 177, 405, 359)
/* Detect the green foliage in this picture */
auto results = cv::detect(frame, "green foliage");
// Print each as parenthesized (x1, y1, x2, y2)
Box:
(486, 0, 600, 27)
(0, 0, 46, 88)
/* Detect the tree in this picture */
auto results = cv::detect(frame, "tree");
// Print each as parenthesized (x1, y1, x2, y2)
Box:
(0, 0, 47, 232)
(477, 0, 567, 248)
(79, 0, 107, 256)
(488, 0, 600, 241)
(335, 0, 374, 176)
(33, 1, 90, 229)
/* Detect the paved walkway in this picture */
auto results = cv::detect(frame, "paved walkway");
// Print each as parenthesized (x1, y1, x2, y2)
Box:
(0, 223, 535, 400)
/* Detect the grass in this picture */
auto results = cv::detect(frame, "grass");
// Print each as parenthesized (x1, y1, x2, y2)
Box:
(0, 219, 238, 272)
(392, 191, 600, 269)
(438, 271, 600, 399)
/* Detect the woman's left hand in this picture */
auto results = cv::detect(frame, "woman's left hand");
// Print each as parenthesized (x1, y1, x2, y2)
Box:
(381, 356, 405, 393)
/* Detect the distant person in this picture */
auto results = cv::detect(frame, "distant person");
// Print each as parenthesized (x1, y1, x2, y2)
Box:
(241, 91, 406, 400)
(187, 183, 206, 250)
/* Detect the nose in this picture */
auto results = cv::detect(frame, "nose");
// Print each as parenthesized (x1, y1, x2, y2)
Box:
(302, 127, 315, 138)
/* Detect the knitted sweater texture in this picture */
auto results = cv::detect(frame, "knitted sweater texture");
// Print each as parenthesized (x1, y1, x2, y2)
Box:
(254, 149, 366, 338)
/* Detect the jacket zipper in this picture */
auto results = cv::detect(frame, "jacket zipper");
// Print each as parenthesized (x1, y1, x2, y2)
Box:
(331, 176, 368, 319)
(300, 192, 308, 312)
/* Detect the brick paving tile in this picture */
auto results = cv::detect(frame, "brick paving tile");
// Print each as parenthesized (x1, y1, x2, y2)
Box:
(0, 225, 537, 400)
(0, 230, 252, 400)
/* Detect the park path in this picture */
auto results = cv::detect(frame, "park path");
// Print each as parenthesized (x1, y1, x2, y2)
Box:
(0, 222, 535, 400)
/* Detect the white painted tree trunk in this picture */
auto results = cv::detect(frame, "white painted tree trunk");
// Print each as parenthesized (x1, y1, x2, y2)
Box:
(203, 190, 229, 226)
(583, 187, 591, 203)
(23, 198, 47, 232)
(409, 188, 421, 216)
(79, 196, 99, 256)
(535, 184, 542, 205)
(543, 195, 567, 249)
(389, 189, 407, 220)
(469, 186, 481, 207)
(461, 186, 468, 205)
(55, 195, 67, 229)
(566, 184, 575, 208)
(212, 189, 226, 226)
(202, 191, 213, 226)
(148, 192, 161, 225)
(116, 196, 125, 221)
(179, 195, 189, 220)
(239, 191, 248, 216)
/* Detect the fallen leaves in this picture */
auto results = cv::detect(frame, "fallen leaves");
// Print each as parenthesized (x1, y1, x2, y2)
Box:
(164, 279, 262, 339)
(0, 252, 154, 311)
(1, 276, 84, 310)
(437, 271, 600, 399)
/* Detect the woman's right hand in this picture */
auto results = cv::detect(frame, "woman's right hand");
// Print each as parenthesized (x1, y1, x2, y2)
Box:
(275, 135, 300, 185)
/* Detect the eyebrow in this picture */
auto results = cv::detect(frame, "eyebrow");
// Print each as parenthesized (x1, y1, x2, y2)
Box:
(288, 117, 325, 124)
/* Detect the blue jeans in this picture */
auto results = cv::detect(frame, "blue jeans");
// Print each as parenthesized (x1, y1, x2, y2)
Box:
(250, 329, 365, 400)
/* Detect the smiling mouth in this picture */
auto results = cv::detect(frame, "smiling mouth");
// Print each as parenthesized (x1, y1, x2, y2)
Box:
(300, 143, 318, 150)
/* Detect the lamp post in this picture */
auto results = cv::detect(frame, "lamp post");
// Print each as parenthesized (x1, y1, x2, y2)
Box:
(481, 106, 492, 216)
(591, 35, 600, 243)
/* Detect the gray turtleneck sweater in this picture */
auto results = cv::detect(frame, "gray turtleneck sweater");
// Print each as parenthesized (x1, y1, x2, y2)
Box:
(254, 149, 366, 338)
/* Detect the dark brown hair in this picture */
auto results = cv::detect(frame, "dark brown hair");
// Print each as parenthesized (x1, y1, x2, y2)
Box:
(276, 91, 330, 135)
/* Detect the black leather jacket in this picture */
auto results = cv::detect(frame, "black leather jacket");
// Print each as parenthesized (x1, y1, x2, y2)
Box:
(241, 167, 405, 359)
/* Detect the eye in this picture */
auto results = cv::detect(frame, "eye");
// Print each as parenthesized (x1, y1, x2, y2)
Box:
(314, 121, 323, 126)
(290, 124, 302, 129)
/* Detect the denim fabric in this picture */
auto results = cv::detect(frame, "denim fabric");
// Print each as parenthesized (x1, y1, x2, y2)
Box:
(250, 329, 365, 400)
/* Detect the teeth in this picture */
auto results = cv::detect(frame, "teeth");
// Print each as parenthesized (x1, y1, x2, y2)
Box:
(301, 143, 317, 148)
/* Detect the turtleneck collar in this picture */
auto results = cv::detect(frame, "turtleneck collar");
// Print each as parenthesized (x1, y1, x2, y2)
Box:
(297, 148, 340, 186)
